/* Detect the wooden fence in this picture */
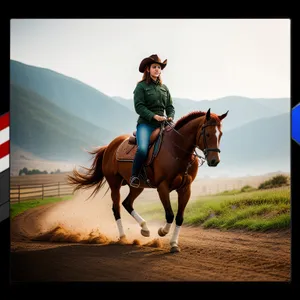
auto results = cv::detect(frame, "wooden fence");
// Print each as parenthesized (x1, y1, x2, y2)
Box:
(10, 182, 74, 203)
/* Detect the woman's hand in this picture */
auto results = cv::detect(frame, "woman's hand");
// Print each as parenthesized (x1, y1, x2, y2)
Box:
(154, 115, 167, 122)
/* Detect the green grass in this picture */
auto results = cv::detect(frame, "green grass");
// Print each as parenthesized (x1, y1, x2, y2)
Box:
(10, 196, 73, 219)
(135, 187, 290, 232)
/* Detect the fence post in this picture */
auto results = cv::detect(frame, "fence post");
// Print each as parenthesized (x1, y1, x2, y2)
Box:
(18, 185, 20, 203)
(58, 182, 60, 197)
(42, 184, 44, 200)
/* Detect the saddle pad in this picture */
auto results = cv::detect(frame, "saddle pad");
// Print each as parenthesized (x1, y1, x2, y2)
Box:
(116, 138, 136, 161)
(116, 138, 154, 166)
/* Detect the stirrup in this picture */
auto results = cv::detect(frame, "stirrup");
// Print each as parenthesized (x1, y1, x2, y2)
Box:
(130, 176, 140, 188)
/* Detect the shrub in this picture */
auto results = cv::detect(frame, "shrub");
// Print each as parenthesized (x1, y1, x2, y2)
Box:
(241, 185, 255, 192)
(258, 175, 289, 189)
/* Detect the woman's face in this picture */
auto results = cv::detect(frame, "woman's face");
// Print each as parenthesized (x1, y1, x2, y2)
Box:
(148, 63, 161, 79)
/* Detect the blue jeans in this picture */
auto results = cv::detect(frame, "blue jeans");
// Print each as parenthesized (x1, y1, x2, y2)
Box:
(131, 123, 156, 177)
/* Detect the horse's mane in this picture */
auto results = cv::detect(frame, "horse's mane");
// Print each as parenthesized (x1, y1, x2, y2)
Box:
(174, 111, 206, 130)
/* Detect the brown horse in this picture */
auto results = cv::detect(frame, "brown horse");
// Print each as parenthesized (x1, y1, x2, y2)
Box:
(67, 108, 228, 252)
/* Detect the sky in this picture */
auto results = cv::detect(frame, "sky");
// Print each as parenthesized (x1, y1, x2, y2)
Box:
(10, 18, 290, 101)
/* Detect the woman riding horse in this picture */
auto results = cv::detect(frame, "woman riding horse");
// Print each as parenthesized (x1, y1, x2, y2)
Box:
(130, 54, 175, 188)
(68, 106, 228, 253)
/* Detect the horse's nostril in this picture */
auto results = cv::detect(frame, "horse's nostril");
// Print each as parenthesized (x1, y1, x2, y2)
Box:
(211, 159, 216, 165)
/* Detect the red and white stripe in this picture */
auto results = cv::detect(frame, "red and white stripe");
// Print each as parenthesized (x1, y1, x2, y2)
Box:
(0, 113, 9, 173)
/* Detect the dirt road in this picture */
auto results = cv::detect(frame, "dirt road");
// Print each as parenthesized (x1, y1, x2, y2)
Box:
(10, 186, 291, 282)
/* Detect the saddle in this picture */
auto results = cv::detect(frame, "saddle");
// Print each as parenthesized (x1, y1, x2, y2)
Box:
(116, 127, 163, 166)
(116, 123, 173, 188)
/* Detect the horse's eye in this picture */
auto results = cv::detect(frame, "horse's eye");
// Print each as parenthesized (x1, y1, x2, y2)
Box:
(206, 134, 210, 137)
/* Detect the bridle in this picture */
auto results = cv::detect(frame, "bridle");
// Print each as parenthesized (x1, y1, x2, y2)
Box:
(196, 122, 221, 158)
(164, 119, 221, 167)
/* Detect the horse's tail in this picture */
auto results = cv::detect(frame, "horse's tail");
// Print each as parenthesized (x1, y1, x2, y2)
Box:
(67, 145, 108, 199)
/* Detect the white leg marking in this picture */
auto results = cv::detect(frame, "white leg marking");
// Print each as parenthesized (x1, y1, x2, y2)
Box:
(131, 210, 145, 225)
(162, 222, 172, 234)
(170, 225, 181, 247)
(131, 210, 148, 231)
(116, 219, 125, 237)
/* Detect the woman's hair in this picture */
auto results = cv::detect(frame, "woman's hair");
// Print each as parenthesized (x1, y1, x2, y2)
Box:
(138, 64, 163, 85)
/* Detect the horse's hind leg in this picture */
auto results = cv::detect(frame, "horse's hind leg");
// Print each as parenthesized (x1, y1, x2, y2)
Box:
(106, 175, 126, 241)
(122, 187, 150, 237)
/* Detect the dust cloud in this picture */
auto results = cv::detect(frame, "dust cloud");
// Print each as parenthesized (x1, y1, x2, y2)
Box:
(29, 173, 285, 248)
(32, 182, 165, 248)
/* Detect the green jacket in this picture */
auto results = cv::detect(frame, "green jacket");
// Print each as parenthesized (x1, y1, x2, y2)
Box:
(133, 80, 175, 128)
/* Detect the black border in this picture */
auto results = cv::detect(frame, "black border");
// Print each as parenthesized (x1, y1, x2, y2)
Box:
(1, 16, 10, 292)
(290, 15, 299, 290)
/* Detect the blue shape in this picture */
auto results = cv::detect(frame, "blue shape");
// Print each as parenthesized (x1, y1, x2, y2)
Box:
(292, 103, 300, 145)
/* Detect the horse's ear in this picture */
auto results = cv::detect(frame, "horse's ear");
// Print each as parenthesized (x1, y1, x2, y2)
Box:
(206, 108, 211, 121)
(218, 110, 229, 121)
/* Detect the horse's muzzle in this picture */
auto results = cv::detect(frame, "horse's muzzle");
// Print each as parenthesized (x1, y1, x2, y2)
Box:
(207, 158, 219, 167)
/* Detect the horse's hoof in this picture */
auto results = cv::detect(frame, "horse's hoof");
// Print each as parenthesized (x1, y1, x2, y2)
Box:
(170, 246, 180, 253)
(141, 229, 150, 237)
(118, 235, 127, 244)
(158, 227, 167, 237)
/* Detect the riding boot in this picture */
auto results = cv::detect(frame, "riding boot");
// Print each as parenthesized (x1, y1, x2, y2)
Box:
(130, 147, 146, 187)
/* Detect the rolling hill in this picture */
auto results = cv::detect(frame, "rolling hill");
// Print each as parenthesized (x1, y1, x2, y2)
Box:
(221, 112, 290, 163)
(10, 60, 138, 135)
(196, 112, 290, 177)
(11, 60, 290, 135)
(10, 83, 115, 162)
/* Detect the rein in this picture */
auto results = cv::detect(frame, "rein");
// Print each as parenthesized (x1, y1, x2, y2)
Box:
(164, 120, 205, 166)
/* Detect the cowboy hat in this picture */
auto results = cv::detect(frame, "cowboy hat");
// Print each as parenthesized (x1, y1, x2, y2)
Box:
(139, 54, 167, 73)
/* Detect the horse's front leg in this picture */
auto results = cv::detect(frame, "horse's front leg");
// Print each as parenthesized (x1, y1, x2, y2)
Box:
(157, 181, 174, 238)
(170, 180, 191, 253)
